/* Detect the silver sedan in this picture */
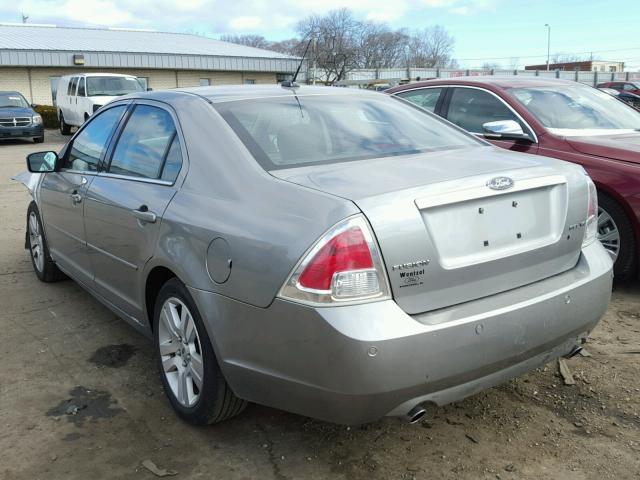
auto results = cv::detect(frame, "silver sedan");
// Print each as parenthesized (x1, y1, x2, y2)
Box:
(18, 85, 612, 425)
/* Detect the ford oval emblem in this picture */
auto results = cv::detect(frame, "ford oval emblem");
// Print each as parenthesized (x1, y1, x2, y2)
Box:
(486, 176, 514, 191)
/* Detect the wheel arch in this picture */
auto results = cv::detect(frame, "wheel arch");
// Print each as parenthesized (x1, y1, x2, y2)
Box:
(144, 265, 179, 331)
(593, 180, 640, 244)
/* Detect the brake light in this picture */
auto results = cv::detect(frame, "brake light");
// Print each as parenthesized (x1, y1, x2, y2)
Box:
(582, 176, 598, 247)
(298, 227, 373, 291)
(279, 215, 391, 305)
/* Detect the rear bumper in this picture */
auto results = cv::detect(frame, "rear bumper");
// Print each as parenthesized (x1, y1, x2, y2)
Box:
(189, 241, 612, 425)
(0, 124, 43, 139)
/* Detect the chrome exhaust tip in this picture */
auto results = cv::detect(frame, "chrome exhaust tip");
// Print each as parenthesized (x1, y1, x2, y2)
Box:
(407, 405, 427, 424)
(564, 345, 583, 359)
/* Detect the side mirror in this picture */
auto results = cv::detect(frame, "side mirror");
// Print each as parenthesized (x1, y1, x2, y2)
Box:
(482, 120, 533, 142)
(27, 151, 58, 173)
(146, 87, 153, 91)
(31, 103, 38, 109)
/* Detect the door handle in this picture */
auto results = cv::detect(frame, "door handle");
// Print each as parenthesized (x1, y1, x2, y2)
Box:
(70, 192, 82, 204)
(132, 207, 157, 224)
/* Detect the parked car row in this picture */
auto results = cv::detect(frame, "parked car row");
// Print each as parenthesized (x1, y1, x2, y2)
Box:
(387, 78, 640, 279)
(17, 81, 616, 427)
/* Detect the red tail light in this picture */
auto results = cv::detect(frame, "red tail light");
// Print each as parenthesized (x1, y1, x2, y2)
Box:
(298, 227, 373, 291)
(279, 215, 391, 305)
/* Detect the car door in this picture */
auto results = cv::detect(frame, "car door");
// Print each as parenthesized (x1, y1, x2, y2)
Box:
(83, 101, 185, 322)
(69, 76, 82, 125)
(441, 87, 538, 154)
(38, 104, 128, 285)
(394, 87, 446, 114)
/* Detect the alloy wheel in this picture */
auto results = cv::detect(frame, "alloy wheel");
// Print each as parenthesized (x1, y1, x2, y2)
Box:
(597, 206, 620, 261)
(158, 297, 204, 408)
(28, 211, 44, 272)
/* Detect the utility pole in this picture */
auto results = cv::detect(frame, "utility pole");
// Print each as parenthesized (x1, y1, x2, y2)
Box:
(545, 24, 551, 71)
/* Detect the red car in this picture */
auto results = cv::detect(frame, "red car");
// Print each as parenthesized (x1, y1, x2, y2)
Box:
(597, 81, 640, 96)
(387, 77, 640, 278)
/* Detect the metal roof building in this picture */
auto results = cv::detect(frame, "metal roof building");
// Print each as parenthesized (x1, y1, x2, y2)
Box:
(0, 24, 300, 105)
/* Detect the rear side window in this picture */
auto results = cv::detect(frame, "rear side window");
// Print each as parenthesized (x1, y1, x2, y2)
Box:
(396, 88, 443, 113)
(63, 105, 126, 171)
(77, 78, 86, 97)
(108, 105, 182, 181)
(446, 88, 522, 133)
(68, 77, 78, 96)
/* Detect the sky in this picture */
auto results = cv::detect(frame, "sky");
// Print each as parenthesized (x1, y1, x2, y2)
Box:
(1, 0, 639, 70)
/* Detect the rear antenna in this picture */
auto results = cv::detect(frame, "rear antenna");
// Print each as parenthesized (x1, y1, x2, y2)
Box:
(281, 38, 312, 89)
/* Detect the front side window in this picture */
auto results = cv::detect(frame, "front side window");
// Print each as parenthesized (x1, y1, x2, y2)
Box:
(213, 93, 480, 170)
(0, 92, 29, 108)
(446, 88, 522, 133)
(86, 77, 144, 97)
(396, 88, 443, 113)
(109, 105, 181, 180)
(63, 105, 126, 172)
(623, 83, 639, 91)
(509, 84, 640, 134)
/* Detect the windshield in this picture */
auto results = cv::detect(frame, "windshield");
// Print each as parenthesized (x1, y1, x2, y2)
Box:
(509, 85, 640, 135)
(86, 77, 144, 97)
(213, 93, 481, 170)
(0, 92, 29, 108)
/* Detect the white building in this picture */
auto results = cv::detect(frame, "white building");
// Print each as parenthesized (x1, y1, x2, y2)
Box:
(0, 24, 300, 105)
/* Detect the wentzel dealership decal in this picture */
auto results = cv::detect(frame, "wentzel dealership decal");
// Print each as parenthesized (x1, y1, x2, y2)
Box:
(393, 260, 429, 289)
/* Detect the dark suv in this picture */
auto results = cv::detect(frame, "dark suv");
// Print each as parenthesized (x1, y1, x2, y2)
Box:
(0, 91, 44, 143)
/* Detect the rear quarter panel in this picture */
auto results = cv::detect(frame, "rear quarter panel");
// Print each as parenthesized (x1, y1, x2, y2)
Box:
(144, 94, 358, 309)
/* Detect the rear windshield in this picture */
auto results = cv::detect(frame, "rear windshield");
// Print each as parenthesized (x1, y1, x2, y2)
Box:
(86, 77, 144, 97)
(213, 93, 481, 170)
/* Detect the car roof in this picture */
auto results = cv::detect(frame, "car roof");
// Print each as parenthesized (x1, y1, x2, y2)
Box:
(61, 73, 138, 79)
(389, 76, 584, 92)
(172, 84, 375, 103)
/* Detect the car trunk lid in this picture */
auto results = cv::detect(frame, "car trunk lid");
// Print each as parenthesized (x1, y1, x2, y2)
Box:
(272, 146, 587, 314)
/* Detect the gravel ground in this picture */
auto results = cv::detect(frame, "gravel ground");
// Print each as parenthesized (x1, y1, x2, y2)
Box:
(1, 131, 639, 480)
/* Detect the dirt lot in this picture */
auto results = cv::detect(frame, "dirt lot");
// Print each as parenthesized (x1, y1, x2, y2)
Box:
(1, 131, 639, 480)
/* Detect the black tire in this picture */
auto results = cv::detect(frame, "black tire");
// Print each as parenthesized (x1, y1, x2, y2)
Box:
(153, 278, 247, 425)
(59, 112, 71, 135)
(33, 136, 44, 144)
(26, 202, 66, 282)
(598, 192, 636, 279)
(84, 113, 89, 123)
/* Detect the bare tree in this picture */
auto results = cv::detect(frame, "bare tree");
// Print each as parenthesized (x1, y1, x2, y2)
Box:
(406, 26, 455, 68)
(219, 34, 271, 49)
(270, 38, 302, 56)
(358, 24, 409, 69)
(508, 57, 520, 70)
(296, 8, 362, 84)
(550, 53, 597, 64)
(481, 62, 501, 70)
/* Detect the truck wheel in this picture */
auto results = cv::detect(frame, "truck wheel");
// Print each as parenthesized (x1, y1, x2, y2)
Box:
(27, 202, 66, 282)
(598, 193, 636, 279)
(59, 112, 71, 135)
(153, 278, 247, 425)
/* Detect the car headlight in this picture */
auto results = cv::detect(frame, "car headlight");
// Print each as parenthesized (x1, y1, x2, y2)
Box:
(32, 114, 43, 125)
(582, 176, 598, 247)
